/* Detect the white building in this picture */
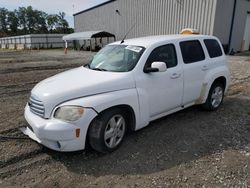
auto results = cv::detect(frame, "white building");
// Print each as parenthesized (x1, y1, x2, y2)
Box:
(0, 34, 72, 50)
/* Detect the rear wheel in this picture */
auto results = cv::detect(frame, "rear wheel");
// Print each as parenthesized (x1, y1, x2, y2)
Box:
(202, 82, 225, 111)
(88, 108, 126, 153)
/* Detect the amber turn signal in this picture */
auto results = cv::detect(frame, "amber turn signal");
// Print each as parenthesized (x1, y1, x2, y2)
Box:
(76, 128, 80, 138)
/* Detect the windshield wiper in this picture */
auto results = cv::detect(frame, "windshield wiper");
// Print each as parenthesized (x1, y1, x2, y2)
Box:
(83, 64, 90, 68)
(83, 64, 107, 71)
(91, 68, 108, 71)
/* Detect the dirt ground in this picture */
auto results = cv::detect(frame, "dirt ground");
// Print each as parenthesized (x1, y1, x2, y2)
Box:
(0, 49, 249, 188)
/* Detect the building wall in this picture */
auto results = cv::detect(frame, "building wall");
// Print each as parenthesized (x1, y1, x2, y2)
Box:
(30, 34, 68, 49)
(0, 34, 72, 49)
(213, 0, 234, 48)
(231, 0, 250, 52)
(213, 0, 250, 52)
(74, 0, 218, 40)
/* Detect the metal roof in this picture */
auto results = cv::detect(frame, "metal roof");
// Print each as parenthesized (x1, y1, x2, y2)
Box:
(0, 34, 65, 40)
(62, 31, 115, 41)
(73, 0, 116, 16)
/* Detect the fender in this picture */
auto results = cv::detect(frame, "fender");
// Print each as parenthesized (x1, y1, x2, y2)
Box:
(57, 89, 141, 130)
(134, 87, 151, 130)
(196, 65, 231, 104)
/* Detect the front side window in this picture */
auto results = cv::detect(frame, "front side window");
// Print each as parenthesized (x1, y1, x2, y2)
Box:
(204, 39, 223, 58)
(88, 45, 145, 72)
(180, 40, 205, 64)
(145, 44, 177, 69)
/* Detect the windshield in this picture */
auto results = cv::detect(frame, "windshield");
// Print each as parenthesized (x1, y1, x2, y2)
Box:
(87, 45, 145, 72)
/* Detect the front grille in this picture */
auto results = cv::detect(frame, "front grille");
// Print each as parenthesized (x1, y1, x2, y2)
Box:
(28, 95, 45, 118)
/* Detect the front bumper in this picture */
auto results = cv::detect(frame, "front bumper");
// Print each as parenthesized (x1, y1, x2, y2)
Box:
(23, 105, 97, 152)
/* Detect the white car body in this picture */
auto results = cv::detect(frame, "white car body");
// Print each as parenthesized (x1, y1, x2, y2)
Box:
(23, 35, 230, 152)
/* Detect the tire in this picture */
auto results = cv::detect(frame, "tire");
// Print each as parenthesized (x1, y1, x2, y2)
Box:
(202, 82, 225, 111)
(88, 108, 127, 153)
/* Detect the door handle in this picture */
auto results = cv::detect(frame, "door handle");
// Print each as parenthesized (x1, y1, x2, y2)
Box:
(202, 65, 209, 71)
(171, 73, 181, 79)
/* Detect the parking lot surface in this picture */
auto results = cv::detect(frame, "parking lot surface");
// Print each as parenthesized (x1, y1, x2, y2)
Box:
(0, 50, 249, 187)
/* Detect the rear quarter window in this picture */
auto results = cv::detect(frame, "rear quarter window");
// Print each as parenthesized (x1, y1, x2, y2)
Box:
(180, 40, 205, 64)
(204, 39, 223, 58)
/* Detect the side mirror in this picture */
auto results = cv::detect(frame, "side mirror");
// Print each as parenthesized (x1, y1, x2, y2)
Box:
(144, 62, 167, 73)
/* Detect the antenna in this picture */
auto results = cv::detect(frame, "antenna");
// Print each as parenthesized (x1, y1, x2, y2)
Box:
(115, 9, 139, 44)
(120, 22, 136, 44)
(115, 10, 121, 16)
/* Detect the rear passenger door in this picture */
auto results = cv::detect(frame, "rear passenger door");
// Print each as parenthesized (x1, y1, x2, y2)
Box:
(180, 40, 208, 105)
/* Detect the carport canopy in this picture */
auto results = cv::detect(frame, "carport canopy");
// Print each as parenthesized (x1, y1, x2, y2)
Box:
(62, 31, 116, 53)
(62, 31, 115, 41)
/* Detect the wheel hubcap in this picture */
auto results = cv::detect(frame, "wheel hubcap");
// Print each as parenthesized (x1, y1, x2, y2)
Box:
(104, 115, 125, 149)
(211, 86, 223, 108)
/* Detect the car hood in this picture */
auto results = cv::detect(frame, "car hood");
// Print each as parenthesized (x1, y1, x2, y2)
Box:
(31, 67, 135, 118)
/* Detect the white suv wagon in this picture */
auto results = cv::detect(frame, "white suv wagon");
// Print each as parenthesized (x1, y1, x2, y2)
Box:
(23, 35, 230, 153)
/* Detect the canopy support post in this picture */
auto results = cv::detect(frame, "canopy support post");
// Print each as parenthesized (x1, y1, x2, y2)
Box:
(64, 40, 68, 54)
(95, 38, 97, 51)
(90, 39, 92, 51)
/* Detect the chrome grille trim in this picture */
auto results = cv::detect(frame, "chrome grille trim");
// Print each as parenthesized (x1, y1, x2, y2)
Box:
(30, 97, 43, 106)
(29, 102, 44, 110)
(28, 96, 45, 118)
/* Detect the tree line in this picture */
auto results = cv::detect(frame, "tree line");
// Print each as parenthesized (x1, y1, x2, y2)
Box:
(0, 6, 74, 37)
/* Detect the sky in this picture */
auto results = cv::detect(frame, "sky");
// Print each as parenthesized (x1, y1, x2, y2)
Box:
(0, 0, 109, 28)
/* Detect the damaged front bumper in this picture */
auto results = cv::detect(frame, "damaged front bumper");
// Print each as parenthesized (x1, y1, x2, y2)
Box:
(22, 105, 97, 152)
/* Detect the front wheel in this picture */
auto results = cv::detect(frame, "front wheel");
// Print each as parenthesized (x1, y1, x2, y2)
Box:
(88, 108, 127, 153)
(202, 82, 225, 111)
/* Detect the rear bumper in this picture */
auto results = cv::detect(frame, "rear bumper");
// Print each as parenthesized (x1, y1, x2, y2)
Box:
(23, 105, 97, 152)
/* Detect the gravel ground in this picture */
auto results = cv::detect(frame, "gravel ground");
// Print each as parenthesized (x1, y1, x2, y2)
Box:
(0, 49, 249, 188)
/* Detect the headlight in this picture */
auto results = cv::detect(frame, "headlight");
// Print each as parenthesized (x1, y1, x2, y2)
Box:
(54, 106, 84, 122)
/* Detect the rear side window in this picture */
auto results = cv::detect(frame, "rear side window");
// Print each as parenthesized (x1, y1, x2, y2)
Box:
(204, 39, 223, 58)
(146, 44, 177, 68)
(180, 40, 205, 64)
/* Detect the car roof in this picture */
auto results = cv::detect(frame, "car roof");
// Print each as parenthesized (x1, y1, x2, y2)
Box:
(111, 34, 217, 48)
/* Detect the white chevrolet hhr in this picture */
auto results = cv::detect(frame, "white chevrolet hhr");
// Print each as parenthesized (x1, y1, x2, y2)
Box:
(23, 34, 230, 153)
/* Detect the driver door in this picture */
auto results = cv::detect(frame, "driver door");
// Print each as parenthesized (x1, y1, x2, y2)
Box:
(136, 44, 183, 119)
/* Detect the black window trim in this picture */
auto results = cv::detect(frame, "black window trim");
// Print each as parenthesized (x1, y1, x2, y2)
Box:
(144, 43, 178, 71)
(179, 39, 206, 64)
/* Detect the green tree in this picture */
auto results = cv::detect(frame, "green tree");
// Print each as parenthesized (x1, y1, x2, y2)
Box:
(47, 14, 59, 33)
(33, 10, 48, 33)
(17, 7, 28, 34)
(0, 6, 73, 36)
(0, 8, 8, 33)
(7, 10, 19, 34)
(57, 12, 69, 33)
(17, 6, 48, 34)
(26, 6, 36, 33)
